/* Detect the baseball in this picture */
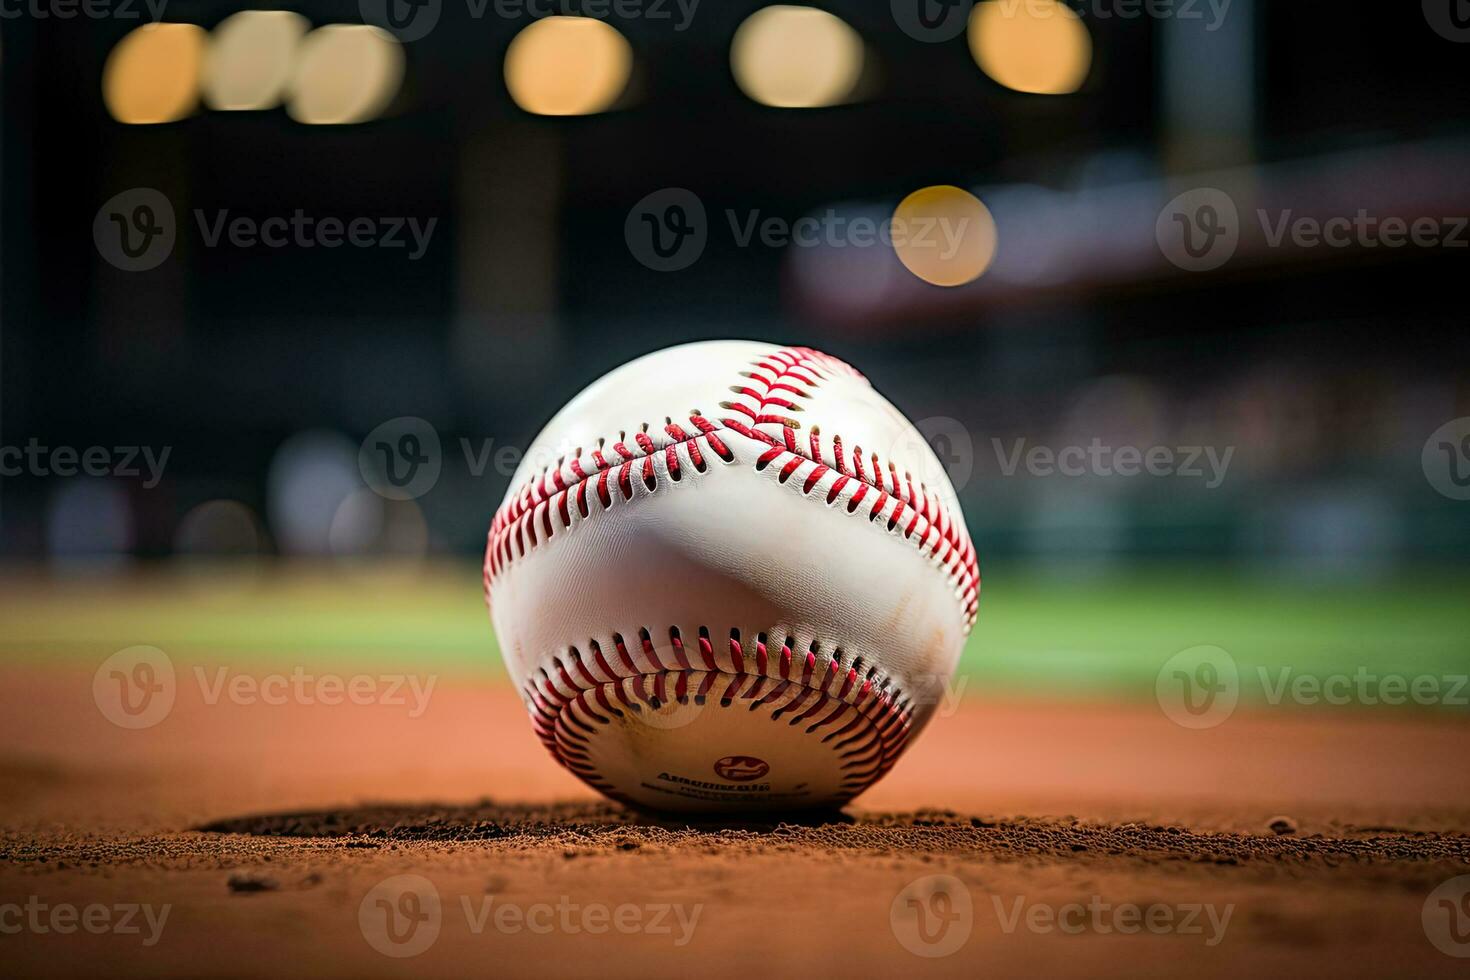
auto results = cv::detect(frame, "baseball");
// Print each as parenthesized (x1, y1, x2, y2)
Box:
(485, 340, 979, 811)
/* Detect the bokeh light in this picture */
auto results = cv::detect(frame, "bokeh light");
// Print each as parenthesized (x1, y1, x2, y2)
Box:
(46, 482, 134, 567)
(203, 11, 310, 111)
(730, 6, 864, 109)
(504, 16, 633, 116)
(287, 25, 404, 125)
(267, 431, 361, 554)
(175, 499, 266, 556)
(968, 0, 1092, 96)
(891, 185, 998, 287)
(329, 489, 429, 560)
(102, 23, 207, 124)
(174, 499, 268, 596)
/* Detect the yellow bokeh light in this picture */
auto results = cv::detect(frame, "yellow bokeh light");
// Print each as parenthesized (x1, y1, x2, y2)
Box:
(504, 17, 633, 116)
(287, 25, 404, 125)
(203, 11, 310, 111)
(731, 5, 864, 109)
(969, 0, 1092, 96)
(102, 23, 207, 124)
(891, 185, 998, 287)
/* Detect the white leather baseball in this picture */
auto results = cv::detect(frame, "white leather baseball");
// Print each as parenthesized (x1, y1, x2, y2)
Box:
(485, 341, 978, 811)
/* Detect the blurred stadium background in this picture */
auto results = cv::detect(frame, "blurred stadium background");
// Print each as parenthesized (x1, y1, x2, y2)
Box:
(2, 0, 1468, 702)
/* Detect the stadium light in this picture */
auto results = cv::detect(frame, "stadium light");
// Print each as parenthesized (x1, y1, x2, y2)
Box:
(203, 11, 311, 112)
(969, 0, 1092, 96)
(103, 23, 207, 124)
(891, 185, 998, 287)
(504, 16, 633, 116)
(287, 25, 404, 125)
(730, 5, 864, 109)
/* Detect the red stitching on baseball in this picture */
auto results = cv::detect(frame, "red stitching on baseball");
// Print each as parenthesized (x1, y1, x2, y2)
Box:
(525, 624, 919, 804)
(485, 346, 979, 628)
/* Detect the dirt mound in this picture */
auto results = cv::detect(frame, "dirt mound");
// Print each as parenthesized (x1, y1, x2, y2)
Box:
(193, 800, 1470, 879)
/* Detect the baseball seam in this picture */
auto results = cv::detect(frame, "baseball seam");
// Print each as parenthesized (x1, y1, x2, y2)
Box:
(525, 627, 915, 804)
(484, 346, 980, 627)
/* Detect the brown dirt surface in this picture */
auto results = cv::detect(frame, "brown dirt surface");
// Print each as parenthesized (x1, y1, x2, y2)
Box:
(3, 666, 1470, 977)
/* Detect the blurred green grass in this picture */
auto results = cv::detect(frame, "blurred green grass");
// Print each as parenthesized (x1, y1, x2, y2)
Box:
(972, 567, 1470, 702)
(2, 560, 1466, 707)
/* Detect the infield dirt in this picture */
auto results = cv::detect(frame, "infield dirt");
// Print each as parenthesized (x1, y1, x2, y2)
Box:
(3, 667, 1469, 977)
